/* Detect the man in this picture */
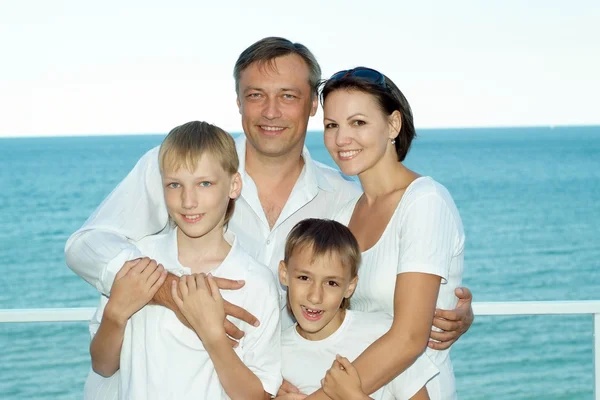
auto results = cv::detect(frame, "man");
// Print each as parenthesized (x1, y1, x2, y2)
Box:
(66, 37, 473, 399)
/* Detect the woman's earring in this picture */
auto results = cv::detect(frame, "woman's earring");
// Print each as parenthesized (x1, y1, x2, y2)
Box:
(391, 138, 396, 145)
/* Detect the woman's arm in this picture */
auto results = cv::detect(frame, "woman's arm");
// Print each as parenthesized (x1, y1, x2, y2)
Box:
(351, 272, 441, 393)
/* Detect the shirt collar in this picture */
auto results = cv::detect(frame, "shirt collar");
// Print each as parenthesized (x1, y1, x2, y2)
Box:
(235, 135, 334, 193)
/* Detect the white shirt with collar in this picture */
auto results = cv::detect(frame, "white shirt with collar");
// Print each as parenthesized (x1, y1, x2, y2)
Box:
(89, 229, 282, 399)
(68, 135, 360, 399)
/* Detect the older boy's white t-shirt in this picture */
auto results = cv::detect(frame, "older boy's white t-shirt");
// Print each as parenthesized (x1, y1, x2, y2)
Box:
(90, 229, 282, 399)
(281, 310, 439, 400)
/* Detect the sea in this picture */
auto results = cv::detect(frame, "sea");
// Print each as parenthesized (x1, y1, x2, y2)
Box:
(0, 126, 599, 399)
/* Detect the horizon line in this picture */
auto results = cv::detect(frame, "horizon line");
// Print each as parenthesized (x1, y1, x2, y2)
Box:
(0, 123, 598, 140)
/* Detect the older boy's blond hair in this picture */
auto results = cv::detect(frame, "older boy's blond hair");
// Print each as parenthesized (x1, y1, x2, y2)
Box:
(159, 121, 239, 225)
(284, 218, 361, 310)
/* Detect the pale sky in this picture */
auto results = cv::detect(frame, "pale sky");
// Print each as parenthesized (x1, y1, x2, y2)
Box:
(1, 0, 599, 137)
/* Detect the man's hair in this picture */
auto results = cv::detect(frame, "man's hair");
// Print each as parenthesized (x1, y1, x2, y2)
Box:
(284, 218, 360, 310)
(233, 37, 322, 96)
(159, 121, 239, 225)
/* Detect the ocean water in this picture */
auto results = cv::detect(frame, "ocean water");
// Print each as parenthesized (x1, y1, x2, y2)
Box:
(0, 126, 598, 399)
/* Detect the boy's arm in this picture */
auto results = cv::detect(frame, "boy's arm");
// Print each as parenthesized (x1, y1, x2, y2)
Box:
(64, 146, 168, 295)
(90, 259, 167, 377)
(90, 301, 128, 377)
(172, 274, 276, 400)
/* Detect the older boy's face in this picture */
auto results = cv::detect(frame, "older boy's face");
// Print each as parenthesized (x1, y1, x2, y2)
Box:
(236, 54, 318, 159)
(162, 152, 241, 240)
(279, 249, 357, 341)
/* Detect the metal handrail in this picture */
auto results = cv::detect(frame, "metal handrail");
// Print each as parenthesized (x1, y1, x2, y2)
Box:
(1, 300, 599, 399)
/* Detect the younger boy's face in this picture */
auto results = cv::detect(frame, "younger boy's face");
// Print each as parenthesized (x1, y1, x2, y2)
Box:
(162, 152, 241, 240)
(279, 248, 358, 341)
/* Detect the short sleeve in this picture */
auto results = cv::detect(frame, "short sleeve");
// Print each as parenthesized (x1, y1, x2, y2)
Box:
(398, 193, 459, 284)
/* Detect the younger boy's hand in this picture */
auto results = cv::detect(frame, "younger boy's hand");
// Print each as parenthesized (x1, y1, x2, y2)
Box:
(321, 355, 370, 400)
(171, 273, 227, 343)
(106, 258, 167, 324)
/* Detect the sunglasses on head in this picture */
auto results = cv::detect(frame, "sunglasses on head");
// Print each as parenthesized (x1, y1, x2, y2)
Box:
(329, 67, 386, 87)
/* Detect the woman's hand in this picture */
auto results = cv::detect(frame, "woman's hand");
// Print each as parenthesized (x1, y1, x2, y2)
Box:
(171, 273, 227, 343)
(321, 355, 371, 400)
(105, 258, 167, 324)
(429, 287, 474, 350)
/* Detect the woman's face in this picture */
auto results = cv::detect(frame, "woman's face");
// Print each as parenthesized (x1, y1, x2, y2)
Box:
(323, 89, 397, 177)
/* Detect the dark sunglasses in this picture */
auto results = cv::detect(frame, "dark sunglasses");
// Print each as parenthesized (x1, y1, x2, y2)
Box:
(329, 67, 386, 87)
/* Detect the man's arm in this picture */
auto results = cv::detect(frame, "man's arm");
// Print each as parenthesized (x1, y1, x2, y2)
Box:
(428, 287, 474, 350)
(64, 146, 168, 295)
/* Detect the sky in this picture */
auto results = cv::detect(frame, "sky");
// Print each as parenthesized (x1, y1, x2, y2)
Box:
(0, 0, 599, 137)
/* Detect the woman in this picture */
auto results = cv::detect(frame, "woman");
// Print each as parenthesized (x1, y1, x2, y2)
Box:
(318, 67, 465, 400)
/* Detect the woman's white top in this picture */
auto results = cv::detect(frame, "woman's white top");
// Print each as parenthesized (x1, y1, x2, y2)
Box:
(335, 176, 465, 400)
(281, 310, 439, 399)
(90, 229, 282, 399)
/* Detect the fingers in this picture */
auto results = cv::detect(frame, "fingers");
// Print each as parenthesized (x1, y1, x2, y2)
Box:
(224, 318, 245, 342)
(429, 328, 459, 343)
(115, 258, 141, 279)
(140, 258, 159, 279)
(280, 379, 301, 394)
(434, 308, 460, 322)
(213, 276, 245, 290)
(179, 276, 189, 297)
(131, 257, 151, 274)
(428, 337, 456, 350)
(207, 274, 223, 302)
(224, 301, 260, 327)
(149, 265, 167, 295)
(171, 280, 183, 309)
(455, 286, 473, 301)
(335, 355, 356, 376)
(432, 315, 461, 331)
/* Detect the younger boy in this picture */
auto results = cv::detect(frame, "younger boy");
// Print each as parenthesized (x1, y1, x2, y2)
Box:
(278, 218, 438, 399)
(89, 121, 282, 399)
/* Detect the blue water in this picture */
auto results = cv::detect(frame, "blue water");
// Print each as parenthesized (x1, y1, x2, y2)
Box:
(1, 126, 598, 399)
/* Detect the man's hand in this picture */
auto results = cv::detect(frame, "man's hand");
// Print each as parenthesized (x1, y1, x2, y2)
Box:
(105, 258, 167, 324)
(275, 394, 307, 400)
(153, 273, 259, 341)
(429, 287, 474, 350)
(321, 355, 370, 400)
(171, 273, 226, 343)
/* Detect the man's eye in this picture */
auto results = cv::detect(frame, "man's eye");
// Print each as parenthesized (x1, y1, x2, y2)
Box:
(328, 281, 339, 287)
(298, 276, 309, 281)
(167, 183, 180, 189)
(199, 181, 212, 187)
(248, 93, 262, 99)
(283, 94, 296, 100)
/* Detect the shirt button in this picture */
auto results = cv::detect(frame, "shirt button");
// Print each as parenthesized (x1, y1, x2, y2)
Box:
(266, 240, 271, 245)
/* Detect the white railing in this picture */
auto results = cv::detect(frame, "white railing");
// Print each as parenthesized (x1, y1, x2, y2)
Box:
(1, 300, 599, 399)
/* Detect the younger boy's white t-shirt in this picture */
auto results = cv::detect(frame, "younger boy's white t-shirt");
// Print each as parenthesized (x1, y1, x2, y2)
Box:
(281, 310, 439, 399)
(90, 229, 282, 399)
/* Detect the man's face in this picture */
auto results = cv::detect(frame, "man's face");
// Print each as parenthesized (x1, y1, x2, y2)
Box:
(236, 54, 318, 159)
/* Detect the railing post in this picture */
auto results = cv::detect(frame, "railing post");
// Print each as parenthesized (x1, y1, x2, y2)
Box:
(595, 313, 599, 400)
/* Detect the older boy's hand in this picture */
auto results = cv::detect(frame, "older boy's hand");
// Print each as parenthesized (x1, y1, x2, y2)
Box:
(105, 258, 167, 324)
(321, 355, 370, 400)
(171, 273, 227, 343)
(152, 274, 259, 342)
(429, 287, 474, 350)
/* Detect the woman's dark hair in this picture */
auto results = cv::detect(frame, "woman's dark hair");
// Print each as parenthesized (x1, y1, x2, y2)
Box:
(319, 69, 416, 162)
